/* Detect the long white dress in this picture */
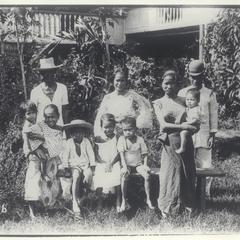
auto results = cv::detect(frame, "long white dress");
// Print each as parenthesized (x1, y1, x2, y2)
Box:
(93, 136, 121, 193)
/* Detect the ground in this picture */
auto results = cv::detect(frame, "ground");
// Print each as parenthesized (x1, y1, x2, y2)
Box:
(0, 133, 240, 235)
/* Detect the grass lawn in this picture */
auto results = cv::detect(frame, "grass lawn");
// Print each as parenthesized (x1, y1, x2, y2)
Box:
(1, 143, 240, 235)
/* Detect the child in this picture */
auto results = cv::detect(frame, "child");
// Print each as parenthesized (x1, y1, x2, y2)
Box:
(93, 113, 121, 212)
(20, 100, 52, 219)
(61, 119, 96, 217)
(176, 88, 201, 154)
(117, 117, 154, 212)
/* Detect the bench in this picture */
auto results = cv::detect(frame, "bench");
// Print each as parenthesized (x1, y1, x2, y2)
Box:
(146, 167, 226, 211)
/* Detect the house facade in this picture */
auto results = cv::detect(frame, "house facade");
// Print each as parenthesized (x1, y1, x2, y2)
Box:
(30, 6, 220, 58)
(0, 6, 221, 58)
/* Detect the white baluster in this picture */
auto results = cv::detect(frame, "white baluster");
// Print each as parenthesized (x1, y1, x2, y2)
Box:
(53, 14, 57, 36)
(39, 13, 44, 37)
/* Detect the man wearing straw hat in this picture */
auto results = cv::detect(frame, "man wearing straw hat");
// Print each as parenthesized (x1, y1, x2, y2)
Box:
(30, 57, 69, 126)
(178, 60, 218, 198)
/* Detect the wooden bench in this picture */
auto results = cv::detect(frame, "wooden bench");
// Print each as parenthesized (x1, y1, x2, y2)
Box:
(195, 167, 225, 210)
(146, 167, 226, 211)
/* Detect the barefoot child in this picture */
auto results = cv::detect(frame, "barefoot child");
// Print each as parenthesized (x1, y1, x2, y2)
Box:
(93, 114, 121, 212)
(117, 117, 154, 212)
(20, 100, 51, 219)
(61, 120, 96, 217)
(176, 88, 201, 154)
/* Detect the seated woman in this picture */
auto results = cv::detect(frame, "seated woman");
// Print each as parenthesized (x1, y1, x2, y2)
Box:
(94, 67, 153, 138)
(153, 70, 198, 218)
(24, 104, 64, 218)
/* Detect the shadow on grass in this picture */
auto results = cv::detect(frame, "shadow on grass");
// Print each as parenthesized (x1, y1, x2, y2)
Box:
(206, 188, 240, 214)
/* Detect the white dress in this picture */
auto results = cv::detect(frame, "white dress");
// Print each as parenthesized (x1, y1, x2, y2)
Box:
(93, 136, 121, 192)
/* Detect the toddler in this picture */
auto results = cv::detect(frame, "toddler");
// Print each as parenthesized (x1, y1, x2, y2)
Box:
(176, 88, 201, 154)
(61, 119, 96, 218)
(117, 116, 154, 212)
(93, 113, 121, 212)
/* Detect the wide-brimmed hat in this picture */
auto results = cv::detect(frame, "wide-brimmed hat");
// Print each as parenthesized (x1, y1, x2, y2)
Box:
(37, 57, 63, 71)
(188, 60, 204, 76)
(63, 119, 93, 130)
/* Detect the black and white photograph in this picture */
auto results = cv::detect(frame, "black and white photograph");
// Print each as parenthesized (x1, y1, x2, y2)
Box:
(0, 3, 239, 236)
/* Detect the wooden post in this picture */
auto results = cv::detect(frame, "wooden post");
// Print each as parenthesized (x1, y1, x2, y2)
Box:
(196, 176, 206, 210)
(199, 24, 205, 61)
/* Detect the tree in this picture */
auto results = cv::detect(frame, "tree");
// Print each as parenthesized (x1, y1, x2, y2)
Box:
(0, 7, 39, 100)
(204, 8, 240, 119)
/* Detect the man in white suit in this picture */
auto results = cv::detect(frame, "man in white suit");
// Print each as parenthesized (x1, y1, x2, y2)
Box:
(178, 60, 218, 197)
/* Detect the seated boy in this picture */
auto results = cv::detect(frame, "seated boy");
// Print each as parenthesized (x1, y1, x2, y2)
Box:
(117, 117, 154, 212)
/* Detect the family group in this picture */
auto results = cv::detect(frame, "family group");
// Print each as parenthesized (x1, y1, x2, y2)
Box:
(20, 57, 218, 219)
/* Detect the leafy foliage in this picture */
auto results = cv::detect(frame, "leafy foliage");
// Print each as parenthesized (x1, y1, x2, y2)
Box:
(204, 8, 240, 119)
(0, 121, 26, 203)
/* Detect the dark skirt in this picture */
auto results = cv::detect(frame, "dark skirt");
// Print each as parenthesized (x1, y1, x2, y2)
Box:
(158, 132, 196, 215)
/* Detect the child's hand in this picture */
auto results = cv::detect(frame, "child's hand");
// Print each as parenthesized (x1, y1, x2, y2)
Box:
(42, 175, 51, 183)
(121, 166, 129, 177)
(143, 165, 150, 173)
(105, 163, 112, 172)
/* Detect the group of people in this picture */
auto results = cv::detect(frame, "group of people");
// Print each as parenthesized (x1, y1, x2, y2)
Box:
(20, 57, 218, 220)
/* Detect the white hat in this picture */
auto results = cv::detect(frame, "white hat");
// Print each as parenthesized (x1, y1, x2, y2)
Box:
(38, 57, 62, 71)
(63, 119, 93, 130)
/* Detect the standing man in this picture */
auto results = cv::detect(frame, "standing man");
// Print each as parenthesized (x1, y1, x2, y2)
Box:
(178, 60, 218, 197)
(30, 57, 69, 126)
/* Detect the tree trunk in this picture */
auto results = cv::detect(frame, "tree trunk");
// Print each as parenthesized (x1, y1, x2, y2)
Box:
(15, 22, 27, 100)
(100, 16, 110, 83)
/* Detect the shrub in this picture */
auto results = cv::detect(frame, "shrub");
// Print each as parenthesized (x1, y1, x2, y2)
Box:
(204, 8, 240, 121)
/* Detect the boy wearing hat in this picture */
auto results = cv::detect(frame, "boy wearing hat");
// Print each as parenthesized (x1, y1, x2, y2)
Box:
(60, 120, 96, 216)
(178, 60, 218, 197)
(30, 57, 69, 126)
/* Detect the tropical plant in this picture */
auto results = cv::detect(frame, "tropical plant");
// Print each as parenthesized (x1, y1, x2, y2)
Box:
(0, 7, 40, 100)
(204, 8, 240, 120)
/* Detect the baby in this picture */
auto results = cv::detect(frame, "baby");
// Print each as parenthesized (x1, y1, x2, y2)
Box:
(176, 88, 201, 154)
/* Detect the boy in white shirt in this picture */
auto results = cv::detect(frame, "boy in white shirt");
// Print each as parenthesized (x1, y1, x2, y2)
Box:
(117, 117, 154, 212)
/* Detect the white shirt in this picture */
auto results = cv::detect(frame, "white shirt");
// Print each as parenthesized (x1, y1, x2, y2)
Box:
(61, 138, 96, 168)
(117, 135, 148, 167)
(30, 82, 68, 126)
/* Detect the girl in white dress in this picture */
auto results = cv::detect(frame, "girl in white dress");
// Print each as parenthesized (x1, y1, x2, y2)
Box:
(93, 113, 121, 212)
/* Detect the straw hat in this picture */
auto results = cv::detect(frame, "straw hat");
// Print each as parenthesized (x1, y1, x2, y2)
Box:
(63, 119, 93, 130)
(38, 57, 63, 71)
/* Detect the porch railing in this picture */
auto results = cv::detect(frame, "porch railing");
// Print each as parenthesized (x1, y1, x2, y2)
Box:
(125, 7, 219, 34)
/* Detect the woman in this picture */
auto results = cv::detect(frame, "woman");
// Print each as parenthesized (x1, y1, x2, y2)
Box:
(94, 67, 153, 138)
(153, 70, 198, 218)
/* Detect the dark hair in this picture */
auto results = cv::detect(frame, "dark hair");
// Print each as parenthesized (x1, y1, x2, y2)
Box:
(100, 113, 115, 127)
(121, 116, 136, 128)
(44, 104, 59, 117)
(186, 88, 200, 102)
(19, 100, 37, 117)
(162, 70, 177, 81)
(114, 66, 129, 80)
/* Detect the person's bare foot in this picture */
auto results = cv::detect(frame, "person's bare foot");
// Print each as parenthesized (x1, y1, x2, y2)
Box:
(146, 200, 155, 209)
(119, 201, 126, 212)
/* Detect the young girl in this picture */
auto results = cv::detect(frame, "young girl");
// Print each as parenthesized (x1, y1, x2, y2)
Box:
(93, 113, 121, 212)
(176, 88, 201, 154)
(117, 117, 154, 212)
(21, 100, 47, 219)
(60, 119, 96, 217)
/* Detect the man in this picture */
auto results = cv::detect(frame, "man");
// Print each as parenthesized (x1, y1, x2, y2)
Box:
(178, 60, 218, 197)
(30, 57, 69, 126)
